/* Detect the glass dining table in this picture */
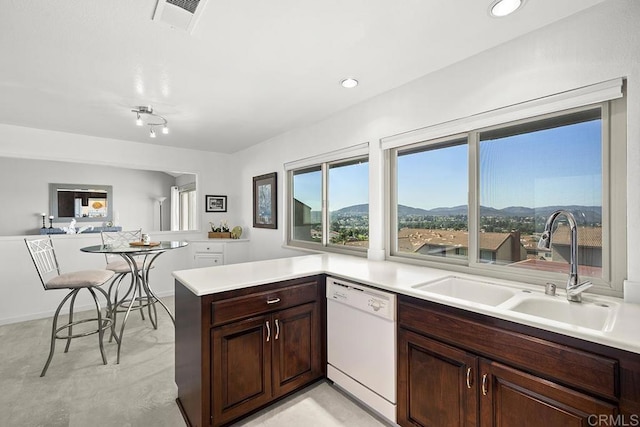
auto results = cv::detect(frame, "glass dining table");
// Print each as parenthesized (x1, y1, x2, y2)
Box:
(81, 240, 188, 363)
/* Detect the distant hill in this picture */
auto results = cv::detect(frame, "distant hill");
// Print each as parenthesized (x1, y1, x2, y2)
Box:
(329, 204, 602, 223)
(331, 203, 369, 216)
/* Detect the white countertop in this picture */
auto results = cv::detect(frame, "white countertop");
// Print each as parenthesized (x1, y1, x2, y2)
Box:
(172, 253, 640, 355)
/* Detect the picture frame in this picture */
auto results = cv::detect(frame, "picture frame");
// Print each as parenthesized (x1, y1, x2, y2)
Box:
(205, 195, 227, 213)
(253, 172, 277, 229)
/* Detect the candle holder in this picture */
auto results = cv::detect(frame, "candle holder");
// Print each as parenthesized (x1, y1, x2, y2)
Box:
(41, 214, 46, 229)
(48, 216, 54, 229)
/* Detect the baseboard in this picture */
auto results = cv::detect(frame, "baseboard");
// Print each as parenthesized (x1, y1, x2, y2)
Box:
(0, 289, 175, 326)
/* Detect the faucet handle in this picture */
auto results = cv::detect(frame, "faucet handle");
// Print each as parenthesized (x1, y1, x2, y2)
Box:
(567, 280, 593, 296)
(544, 283, 556, 296)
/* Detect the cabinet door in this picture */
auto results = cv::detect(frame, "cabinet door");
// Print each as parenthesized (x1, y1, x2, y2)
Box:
(211, 316, 272, 426)
(272, 302, 322, 398)
(479, 359, 617, 427)
(398, 328, 479, 427)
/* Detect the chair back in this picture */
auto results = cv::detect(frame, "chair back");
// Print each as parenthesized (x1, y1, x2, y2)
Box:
(25, 237, 60, 290)
(101, 229, 142, 264)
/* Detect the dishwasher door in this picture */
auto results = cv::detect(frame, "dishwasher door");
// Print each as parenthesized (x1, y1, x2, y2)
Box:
(326, 277, 396, 422)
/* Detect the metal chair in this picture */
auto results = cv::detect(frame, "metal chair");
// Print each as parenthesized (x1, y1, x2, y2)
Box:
(100, 229, 157, 331)
(25, 236, 116, 377)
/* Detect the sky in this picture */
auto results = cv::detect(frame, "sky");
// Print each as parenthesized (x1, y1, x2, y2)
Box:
(293, 161, 369, 211)
(398, 119, 602, 210)
(293, 119, 602, 212)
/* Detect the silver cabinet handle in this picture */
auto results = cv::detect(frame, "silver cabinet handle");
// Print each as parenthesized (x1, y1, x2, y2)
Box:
(481, 374, 488, 396)
(265, 320, 271, 342)
(466, 367, 472, 389)
(275, 319, 280, 340)
(266, 298, 281, 305)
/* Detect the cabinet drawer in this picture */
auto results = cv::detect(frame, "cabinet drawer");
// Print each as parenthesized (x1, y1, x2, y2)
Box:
(399, 298, 619, 401)
(211, 281, 318, 327)
(194, 253, 223, 268)
(191, 242, 224, 253)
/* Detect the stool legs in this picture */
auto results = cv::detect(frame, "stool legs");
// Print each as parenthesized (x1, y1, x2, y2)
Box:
(40, 287, 113, 377)
(41, 289, 77, 377)
(64, 290, 79, 353)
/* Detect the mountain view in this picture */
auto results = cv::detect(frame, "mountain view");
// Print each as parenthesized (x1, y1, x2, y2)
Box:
(315, 203, 602, 248)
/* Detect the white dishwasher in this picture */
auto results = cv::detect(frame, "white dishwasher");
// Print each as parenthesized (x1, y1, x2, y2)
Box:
(326, 276, 397, 423)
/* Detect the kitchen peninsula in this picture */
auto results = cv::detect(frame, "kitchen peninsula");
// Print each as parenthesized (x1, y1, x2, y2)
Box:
(173, 253, 640, 427)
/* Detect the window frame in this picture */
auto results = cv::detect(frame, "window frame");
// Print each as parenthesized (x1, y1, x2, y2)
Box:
(387, 98, 626, 294)
(286, 153, 370, 255)
(388, 133, 470, 267)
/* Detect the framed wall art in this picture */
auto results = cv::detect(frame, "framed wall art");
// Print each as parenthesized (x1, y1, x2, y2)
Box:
(253, 172, 277, 229)
(205, 195, 227, 212)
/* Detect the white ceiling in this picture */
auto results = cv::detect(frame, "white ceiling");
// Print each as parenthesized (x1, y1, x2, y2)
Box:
(0, 0, 607, 154)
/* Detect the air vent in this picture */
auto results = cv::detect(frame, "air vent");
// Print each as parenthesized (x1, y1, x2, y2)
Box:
(153, 0, 208, 33)
(166, 0, 199, 14)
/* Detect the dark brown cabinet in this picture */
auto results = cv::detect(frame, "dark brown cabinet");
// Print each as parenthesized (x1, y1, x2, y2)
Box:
(397, 294, 639, 427)
(398, 328, 478, 427)
(211, 302, 321, 426)
(211, 316, 272, 425)
(175, 276, 324, 427)
(480, 359, 616, 426)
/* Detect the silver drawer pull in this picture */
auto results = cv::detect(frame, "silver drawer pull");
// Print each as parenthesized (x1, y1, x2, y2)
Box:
(265, 320, 271, 342)
(266, 298, 281, 305)
(481, 374, 488, 396)
(466, 367, 472, 389)
(275, 319, 280, 340)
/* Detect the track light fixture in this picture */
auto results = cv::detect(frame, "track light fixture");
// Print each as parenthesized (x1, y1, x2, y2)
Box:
(131, 105, 169, 137)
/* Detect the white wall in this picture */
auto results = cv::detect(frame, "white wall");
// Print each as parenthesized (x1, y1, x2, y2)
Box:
(0, 157, 176, 235)
(234, 0, 640, 284)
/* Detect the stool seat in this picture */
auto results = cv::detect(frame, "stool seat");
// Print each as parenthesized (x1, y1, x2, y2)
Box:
(47, 270, 115, 289)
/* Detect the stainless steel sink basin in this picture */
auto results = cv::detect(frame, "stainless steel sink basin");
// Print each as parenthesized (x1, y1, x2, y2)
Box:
(412, 276, 516, 307)
(508, 297, 616, 331)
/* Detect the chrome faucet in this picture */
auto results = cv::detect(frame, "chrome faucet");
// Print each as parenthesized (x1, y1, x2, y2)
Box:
(538, 210, 592, 302)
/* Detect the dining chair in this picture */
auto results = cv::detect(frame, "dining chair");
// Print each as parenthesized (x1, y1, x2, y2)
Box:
(24, 236, 115, 377)
(100, 229, 156, 331)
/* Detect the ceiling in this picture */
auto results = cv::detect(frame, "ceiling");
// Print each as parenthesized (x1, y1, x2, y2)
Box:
(0, 0, 607, 154)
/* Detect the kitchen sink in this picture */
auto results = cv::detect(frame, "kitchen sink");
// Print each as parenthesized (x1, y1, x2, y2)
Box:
(507, 297, 616, 331)
(412, 276, 517, 307)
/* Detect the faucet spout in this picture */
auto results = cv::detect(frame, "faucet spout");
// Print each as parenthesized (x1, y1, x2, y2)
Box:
(538, 210, 588, 302)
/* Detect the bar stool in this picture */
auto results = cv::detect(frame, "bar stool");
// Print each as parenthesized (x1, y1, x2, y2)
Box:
(24, 236, 116, 377)
(101, 229, 157, 331)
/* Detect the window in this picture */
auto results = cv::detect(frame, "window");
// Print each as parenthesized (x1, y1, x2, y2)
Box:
(389, 92, 626, 291)
(395, 137, 468, 260)
(478, 109, 603, 277)
(292, 166, 322, 243)
(288, 155, 369, 252)
(171, 184, 197, 231)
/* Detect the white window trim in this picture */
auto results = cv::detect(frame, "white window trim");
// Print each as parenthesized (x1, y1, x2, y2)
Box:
(380, 78, 622, 151)
(284, 143, 369, 171)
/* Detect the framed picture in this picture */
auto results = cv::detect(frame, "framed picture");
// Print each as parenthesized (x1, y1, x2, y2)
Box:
(253, 172, 277, 229)
(205, 195, 227, 212)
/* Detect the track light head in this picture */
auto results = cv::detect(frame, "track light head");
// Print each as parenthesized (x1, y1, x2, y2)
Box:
(132, 105, 169, 137)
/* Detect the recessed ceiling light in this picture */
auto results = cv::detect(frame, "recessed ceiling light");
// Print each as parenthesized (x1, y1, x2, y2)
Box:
(341, 78, 359, 89)
(489, 0, 523, 17)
